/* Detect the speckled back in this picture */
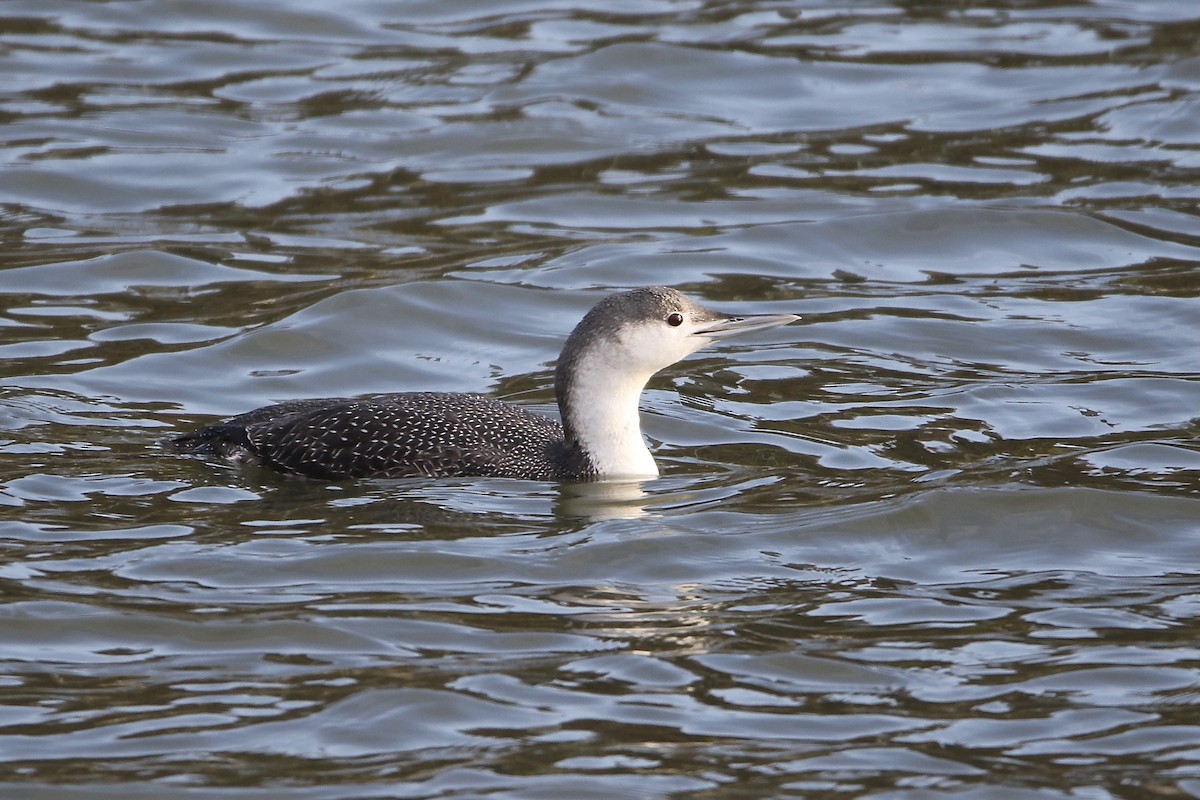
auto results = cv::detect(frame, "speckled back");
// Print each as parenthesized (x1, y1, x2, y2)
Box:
(174, 392, 594, 481)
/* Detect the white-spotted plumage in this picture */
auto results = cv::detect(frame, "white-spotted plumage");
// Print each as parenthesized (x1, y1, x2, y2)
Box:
(174, 287, 798, 481)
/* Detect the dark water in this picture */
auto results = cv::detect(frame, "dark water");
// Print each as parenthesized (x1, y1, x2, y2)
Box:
(3, 1, 1200, 797)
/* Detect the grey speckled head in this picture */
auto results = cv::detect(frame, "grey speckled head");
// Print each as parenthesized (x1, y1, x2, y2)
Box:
(556, 287, 717, 403)
(558, 287, 724, 360)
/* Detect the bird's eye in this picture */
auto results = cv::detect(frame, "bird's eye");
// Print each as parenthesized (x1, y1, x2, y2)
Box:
(666, 312, 684, 327)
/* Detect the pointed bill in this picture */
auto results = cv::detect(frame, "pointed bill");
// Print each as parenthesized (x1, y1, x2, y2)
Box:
(694, 312, 799, 340)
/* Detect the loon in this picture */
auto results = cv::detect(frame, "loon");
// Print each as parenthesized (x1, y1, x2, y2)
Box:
(173, 286, 797, 481)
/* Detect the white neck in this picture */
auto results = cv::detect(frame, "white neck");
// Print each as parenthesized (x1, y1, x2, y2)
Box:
(561, 351, 659, 478)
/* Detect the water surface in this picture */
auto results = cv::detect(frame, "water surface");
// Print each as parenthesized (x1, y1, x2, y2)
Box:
(2, 1, 1200, 798)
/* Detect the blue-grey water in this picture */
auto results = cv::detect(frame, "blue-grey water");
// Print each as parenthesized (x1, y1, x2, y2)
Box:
(2, 1, 1200, 798)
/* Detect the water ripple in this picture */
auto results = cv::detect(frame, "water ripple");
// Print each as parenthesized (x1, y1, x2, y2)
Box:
(3, 1, 1200, 797)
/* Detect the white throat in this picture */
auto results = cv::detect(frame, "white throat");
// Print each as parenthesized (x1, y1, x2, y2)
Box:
(562, 349, 659, 478)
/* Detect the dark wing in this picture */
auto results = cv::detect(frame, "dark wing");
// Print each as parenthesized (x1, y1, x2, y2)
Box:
(171, 397, 354, 460)
(176, 393, 566, 480)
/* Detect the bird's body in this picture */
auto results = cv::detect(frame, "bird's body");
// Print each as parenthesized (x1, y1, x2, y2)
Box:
(175, 392, 584, 480)
(173, 287, 797, 482)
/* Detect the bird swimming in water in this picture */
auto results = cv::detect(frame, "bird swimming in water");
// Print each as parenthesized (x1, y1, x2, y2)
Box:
(173, 286, 798, 481)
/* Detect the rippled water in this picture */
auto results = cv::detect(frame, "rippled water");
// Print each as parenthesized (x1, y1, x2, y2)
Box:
(3, 1, 1200, 798)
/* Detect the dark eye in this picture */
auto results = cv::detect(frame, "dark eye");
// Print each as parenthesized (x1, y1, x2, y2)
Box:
(666, 312, 684, 327)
